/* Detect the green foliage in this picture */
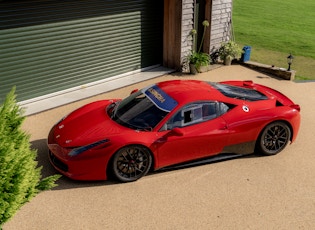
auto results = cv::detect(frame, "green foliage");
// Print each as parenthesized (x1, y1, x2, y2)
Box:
(189, 51, 210, 70)
(233, 0, 315, 80)
(0, 87, 60, 227)
(218, 41, 243, 60)
(198, 20, 210, 53)
(188, 20, 210, 72)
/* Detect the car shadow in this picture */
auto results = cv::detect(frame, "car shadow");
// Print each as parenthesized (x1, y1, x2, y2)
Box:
(32, 139, 262, 190)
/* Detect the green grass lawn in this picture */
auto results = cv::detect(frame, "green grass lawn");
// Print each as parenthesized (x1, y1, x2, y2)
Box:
(233, 0, 315, 80)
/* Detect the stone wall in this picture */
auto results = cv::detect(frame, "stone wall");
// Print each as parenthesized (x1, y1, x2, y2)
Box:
(181, 0, 194, 72)
(210, 0, 233, 53)
(180, 0, 233, 71)
(241, 61, 296, 81)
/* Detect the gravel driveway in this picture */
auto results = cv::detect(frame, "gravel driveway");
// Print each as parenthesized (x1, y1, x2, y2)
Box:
(4, 65, 315, 230)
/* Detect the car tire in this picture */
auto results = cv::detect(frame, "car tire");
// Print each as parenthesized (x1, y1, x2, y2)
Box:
(111, 145, 152, 182)
(256, 121, 291, 156)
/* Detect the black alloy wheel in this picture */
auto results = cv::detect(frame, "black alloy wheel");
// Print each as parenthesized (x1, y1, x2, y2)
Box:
(112, 145, 152, 182)
(257, 121, 291, 155)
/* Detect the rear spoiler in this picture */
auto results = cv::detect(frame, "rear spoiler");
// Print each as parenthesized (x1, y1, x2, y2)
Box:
(250, 81, 300, 112)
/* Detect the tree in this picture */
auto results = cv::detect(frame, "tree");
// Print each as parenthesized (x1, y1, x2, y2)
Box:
(0, 87, 60, 228)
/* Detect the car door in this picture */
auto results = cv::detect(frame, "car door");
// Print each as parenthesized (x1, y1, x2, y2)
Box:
(154, 102, 230, 168)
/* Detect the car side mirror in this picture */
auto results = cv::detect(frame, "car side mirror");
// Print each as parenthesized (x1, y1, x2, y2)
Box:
(130, 89, 139, 95)
(170, 127, 184, 136)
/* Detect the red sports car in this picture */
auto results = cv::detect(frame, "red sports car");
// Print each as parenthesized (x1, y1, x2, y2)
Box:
(48, 80, 300, 182)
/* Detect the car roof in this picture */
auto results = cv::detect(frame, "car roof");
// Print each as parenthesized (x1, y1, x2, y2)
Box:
(155, 80, 269, 106)
(155, 80, 226, 105)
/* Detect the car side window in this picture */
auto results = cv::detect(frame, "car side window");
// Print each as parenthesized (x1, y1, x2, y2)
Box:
(218, 102, 229, 115)
(163, 102, 218, 130)
(183, 104, 203, 124)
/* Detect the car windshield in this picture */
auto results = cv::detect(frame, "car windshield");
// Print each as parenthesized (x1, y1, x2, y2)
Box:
(111, 85, 178, 131)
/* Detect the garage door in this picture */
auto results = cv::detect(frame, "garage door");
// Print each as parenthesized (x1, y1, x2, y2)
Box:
(0, 0, 163, 103)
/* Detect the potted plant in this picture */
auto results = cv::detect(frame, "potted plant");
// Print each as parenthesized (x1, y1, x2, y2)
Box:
(187, 20, 210, 74)
(189, 51, 210, 74)
(218, 41, 243, 65)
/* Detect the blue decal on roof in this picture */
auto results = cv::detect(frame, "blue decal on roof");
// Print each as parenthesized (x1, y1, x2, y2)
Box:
(143, 85, 178, 112)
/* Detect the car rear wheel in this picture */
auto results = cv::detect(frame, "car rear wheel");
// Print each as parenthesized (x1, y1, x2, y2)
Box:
(111, 145, 152, 182)
(257, 121, 291, 155)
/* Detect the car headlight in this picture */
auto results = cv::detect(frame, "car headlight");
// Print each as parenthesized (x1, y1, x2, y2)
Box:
(68, 139, 110, 156)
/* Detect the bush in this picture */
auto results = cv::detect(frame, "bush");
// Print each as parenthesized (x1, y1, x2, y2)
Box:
(218, 41, 243, 60)
(0, 87, 60, 228)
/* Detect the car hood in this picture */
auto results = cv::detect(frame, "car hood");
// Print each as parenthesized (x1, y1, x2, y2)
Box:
(53, 100, 125, 147)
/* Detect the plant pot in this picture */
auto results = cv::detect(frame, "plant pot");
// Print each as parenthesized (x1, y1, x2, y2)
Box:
(198, 65, 209, 73)
(189, 64, 198, 75)
(224, 56, 232, 65)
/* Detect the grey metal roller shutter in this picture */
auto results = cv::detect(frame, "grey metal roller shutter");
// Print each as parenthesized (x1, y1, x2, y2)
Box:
(0, 0, 163, 103)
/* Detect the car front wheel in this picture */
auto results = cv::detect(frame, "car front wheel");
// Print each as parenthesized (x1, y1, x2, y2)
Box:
(257, 122, 291, 155)
(111, 145, 152, 182)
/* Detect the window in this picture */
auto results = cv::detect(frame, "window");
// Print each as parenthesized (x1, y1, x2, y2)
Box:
(210, 82, 268, 101)
(163, 102, 218, 130)
(218, 102, 233, 115)
(183, 104, 203, 124)
(111, 91, 169, 130)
